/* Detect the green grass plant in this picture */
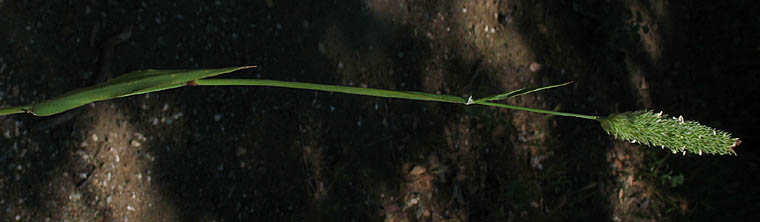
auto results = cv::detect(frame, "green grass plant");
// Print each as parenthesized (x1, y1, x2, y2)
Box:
(0, 66, 740, 155)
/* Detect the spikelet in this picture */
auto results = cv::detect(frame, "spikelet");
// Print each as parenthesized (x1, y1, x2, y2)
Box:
(599, 110, 740, 155)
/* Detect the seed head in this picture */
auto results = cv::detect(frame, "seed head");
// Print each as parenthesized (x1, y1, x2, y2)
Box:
(599, 110, 739, 155)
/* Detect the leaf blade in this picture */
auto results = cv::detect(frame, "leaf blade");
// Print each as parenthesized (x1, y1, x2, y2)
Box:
(0, 105, 31, 116)
(473, 81, 573, 103)
(196, 79, 467, 104)
(29, 66, 254, 116)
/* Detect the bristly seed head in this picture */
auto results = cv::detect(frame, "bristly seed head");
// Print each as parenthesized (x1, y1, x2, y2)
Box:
(599, 110, 739, 155)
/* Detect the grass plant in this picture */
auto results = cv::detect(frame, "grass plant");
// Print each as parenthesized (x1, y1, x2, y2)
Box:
(0, 66, 740, 155)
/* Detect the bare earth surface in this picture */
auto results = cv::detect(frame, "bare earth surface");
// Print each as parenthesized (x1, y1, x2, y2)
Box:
(1, 1, 759, 221)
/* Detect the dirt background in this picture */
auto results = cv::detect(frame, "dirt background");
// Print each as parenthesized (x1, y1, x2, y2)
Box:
(1, 0, 758, 221)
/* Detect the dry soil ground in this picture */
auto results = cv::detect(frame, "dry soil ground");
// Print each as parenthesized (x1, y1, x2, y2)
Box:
(1, 0, 759, 221)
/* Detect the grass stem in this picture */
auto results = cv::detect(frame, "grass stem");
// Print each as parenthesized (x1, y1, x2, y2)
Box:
(476, 101, 600, 120)
(196, 78, 600, 120)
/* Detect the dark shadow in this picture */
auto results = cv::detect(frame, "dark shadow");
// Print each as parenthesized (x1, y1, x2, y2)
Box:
(508, 0, 760, 221)
(121, 0, 435, 221)
(0, 1, 122, 220)
(652, 2, 760, 221)
(501, 0, 648, 220)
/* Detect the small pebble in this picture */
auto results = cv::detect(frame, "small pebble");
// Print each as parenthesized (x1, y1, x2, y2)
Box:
(235, 147, 247, 157)
(529, 62, 542, 72)
(70, 191, 81, 201)
(406, 196, 419, 207)
(134, 133, 146, 141)
(318, 42, 326, 54)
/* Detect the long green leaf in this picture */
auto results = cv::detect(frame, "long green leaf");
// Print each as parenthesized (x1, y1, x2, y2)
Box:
(29, 66, 254, 116)
(472, 81, 573, 103)
(195, 79, 467, 104)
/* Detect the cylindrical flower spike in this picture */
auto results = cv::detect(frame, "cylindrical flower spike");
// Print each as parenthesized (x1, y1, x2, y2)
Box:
(599, 110, 740, 155)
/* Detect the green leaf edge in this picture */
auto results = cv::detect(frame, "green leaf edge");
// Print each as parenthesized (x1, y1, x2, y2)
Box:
(27, 66, 254, 116)
(473, 81, 574, 103)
